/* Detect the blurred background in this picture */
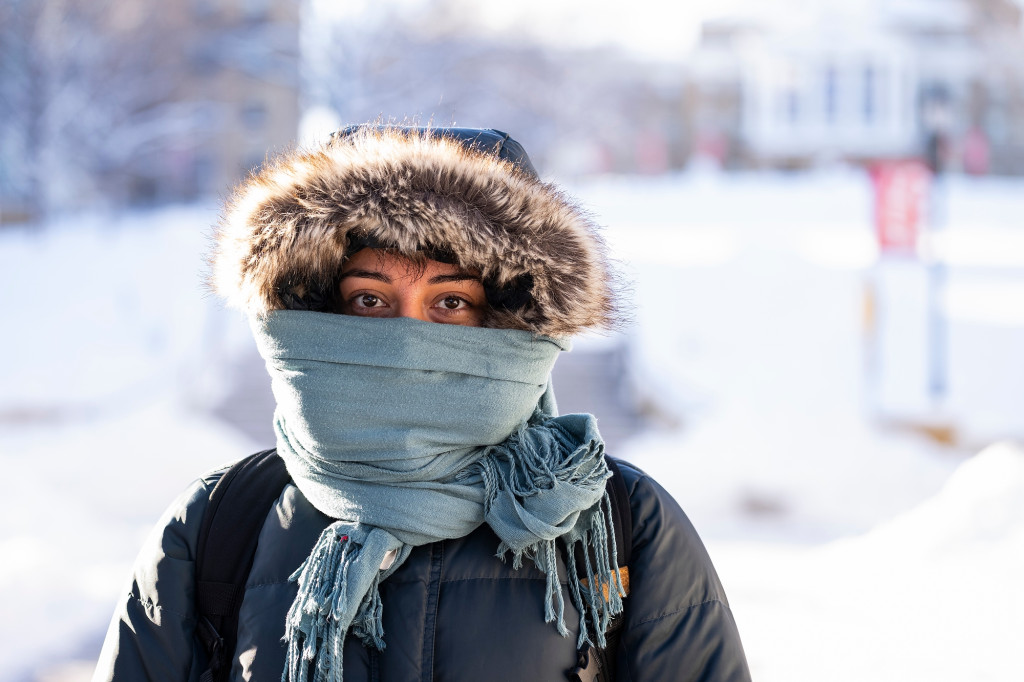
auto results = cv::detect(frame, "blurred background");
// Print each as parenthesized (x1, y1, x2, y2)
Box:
(2, 0, 1023, 680)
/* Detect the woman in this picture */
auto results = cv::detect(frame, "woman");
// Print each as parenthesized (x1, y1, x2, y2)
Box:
(94, 126, 750, 681)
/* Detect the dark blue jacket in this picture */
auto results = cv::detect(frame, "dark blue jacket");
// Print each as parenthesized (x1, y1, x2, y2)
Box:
(94, 458, 750, 681)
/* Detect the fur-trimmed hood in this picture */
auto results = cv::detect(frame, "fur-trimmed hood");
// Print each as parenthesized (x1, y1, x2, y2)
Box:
(210, 126, 618, 337)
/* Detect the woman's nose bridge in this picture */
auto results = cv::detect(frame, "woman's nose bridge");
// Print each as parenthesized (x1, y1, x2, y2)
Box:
(393, 283, 431, 321)
(395, 303, 430, 321)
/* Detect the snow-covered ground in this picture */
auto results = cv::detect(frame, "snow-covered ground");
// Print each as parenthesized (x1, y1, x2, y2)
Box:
(0, 208, 260, 681)
(1, 170, 1022, 681)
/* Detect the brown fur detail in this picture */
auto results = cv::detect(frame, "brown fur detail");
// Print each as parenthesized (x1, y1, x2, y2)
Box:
(210, 127, 619, 337)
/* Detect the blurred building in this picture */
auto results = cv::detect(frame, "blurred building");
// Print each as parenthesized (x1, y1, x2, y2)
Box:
(179, 0, 300, 201)
(686, 0, 1024, 174)
(0, 0, 299, 221)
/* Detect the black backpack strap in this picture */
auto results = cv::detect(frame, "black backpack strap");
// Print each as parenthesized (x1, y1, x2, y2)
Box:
(604, 456, 632, 571)
(568, 455, 633, 682)
(195, 449, 291, 682)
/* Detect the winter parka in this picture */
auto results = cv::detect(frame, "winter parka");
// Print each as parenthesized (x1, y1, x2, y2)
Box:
(94, 458, 750, 681)
(94, 127, 751, 681)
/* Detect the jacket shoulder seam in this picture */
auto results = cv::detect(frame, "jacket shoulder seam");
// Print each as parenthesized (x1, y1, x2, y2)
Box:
(632, 597, 731, 628)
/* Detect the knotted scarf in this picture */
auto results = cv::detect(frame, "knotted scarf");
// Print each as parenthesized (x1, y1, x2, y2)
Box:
(251, 311, 625, 682)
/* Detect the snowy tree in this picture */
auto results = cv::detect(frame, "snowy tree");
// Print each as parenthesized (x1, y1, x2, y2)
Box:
(301, 0, 685, 175)
(0, 0, 210, 218)
(0, 0, 299, 220)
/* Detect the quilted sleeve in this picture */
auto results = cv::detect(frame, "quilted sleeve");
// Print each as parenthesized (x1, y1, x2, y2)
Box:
(92, 474, 220, 682)
(614, 461, 751, 682)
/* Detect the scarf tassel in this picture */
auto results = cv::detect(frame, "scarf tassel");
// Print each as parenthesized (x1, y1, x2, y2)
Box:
(283, 527, 386, 682)
(562, 491, 625, 649)
(505, 491, 626, 650)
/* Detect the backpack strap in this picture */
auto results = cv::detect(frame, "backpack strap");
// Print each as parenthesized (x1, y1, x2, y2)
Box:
(567, 455, 633, 682)
(195, 449, 291, 682)
(604, 456, 633, 570)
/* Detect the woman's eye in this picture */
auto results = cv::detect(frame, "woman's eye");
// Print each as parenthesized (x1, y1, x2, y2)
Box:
(358, 294, 382, 308)
(439, 296, 466, 310)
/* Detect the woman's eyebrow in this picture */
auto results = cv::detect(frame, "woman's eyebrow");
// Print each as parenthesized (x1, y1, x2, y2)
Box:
(339, 269, 391, 283)
(429, 273, 482, 285)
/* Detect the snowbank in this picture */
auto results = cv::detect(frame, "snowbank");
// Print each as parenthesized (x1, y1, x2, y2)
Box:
(846, 439, 1024, 559)
(713, 441, 1024, 682)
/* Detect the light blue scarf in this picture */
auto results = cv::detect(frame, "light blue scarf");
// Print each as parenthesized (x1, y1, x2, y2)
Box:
(252, 311, 625, 682)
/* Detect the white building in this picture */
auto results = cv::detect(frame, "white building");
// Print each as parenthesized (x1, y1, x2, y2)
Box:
(687, 0, 1024, 172)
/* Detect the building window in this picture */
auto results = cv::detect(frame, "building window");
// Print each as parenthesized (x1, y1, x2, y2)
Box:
(192, 155, 216, 196)
(193, 0, 217, 18)
(777, 65, 801, 127)
(901, 69, 914, 129)
(824, 65, 838, 124)
(241, 0, 269, 20)
(863, 65, 875, 125)
(986, 102, 1008, 143)
(241, 101, 268, 130)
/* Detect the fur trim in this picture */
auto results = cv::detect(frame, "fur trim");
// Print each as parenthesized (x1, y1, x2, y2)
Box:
(210, 127, 618, 337)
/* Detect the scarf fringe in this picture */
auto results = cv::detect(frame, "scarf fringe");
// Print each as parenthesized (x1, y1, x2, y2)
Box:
(499, 491, 625, 649)
(283, 526, 387, 682)
(282, 415, 616, 682)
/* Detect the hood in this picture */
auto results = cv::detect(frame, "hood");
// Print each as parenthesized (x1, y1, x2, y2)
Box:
(210, 126, 619, 337)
